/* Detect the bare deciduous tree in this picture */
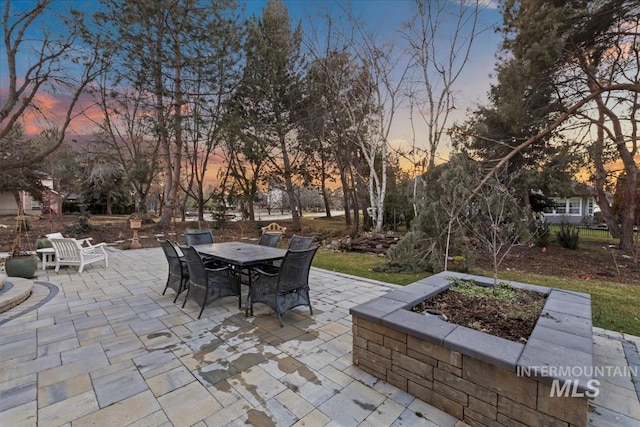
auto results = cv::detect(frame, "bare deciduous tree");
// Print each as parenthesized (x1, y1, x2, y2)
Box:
(1, 0, 103, 168)
(402, 0, 482, 213)
(467, 167, 533, 284)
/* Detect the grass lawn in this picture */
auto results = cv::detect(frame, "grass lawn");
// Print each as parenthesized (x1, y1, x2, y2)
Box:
(313, 249, 427, 286)
(313, 248, 640, 337)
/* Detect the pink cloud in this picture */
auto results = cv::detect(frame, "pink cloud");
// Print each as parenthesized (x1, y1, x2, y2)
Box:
(1, 85, 102, 138)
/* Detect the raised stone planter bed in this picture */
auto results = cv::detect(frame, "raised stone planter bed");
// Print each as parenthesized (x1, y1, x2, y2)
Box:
(350, 271, 594, 427)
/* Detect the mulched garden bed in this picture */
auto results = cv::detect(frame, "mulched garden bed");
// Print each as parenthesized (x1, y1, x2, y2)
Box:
(411, 281, 547, 343)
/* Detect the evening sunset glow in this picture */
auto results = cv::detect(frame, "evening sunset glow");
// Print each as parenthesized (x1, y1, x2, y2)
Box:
(4, 0, 503, 166)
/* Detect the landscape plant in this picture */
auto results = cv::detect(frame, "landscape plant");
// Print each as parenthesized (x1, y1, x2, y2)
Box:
(411, 276, 546, 342)
(466, 167, 535, 284)
(556, 221, 580, 250)
(385, 154, 476, 273)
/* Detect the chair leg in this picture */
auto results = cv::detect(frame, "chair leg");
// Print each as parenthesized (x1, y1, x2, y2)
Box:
(306, 290, 313, 315)
(277, 311, 284, 327)
(198, 304, 205, 319)
(182, 287, 190, 308)
(173, 279, 188, 304)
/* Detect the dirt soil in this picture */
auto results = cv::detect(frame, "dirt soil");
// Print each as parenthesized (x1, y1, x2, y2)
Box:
(0, 215, 259, 253)
(411, 286, 547, 343)
(2, 214, 639, 287)
(478, 241, 640, 285)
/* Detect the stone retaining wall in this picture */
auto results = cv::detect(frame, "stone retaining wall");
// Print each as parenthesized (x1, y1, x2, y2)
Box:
(350, 272, 593, 427)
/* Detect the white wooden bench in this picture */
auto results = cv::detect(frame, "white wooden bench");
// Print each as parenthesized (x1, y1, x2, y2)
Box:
(261, 222, 287, 234)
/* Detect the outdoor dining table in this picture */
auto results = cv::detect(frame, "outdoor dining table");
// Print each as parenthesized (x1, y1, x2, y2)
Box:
(192, 241, 286, 267)
(192, 241, 287, 315)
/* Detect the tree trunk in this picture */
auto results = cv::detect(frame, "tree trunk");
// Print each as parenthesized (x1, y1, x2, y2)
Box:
(591, 81, 637, 251)
(351, 193, 360, 237)
(158, 43, 184, 228)
(619, 168, 637, 251)
(592, 110, 622, 239)
(248, 200, 255, 221)
(321, 186, 332, 218)
(106, 191, 112, 215)
(341, 172, 351, 226)
(280, 136, 301, 231)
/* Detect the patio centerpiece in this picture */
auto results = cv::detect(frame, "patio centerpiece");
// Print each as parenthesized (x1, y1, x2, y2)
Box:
(350, 271, 594, 427)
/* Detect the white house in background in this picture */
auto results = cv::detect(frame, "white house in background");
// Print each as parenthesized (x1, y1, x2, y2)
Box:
(0, 178, 62, 216)
(539, 182, 599, 225)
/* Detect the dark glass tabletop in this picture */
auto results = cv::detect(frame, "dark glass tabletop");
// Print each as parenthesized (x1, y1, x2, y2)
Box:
(191, 242, 286, 267)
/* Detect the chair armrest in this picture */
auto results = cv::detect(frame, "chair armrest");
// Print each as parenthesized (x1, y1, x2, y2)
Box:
(79, 242, 108, 256)
(203, 259, 228, 269)
(84, 241, 106, 249)
(205, 264, 232, 273)
(252, 266, 280, 277)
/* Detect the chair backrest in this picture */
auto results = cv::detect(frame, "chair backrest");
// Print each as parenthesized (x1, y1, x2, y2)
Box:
(258, 232, 281, 247)
(46, 232, 64, 240)
(277, 247, 318, 293)
(184, 230, 214, 246)
(49, 237, 81, 259)
(161, 240, 184, 275)
(181, 246, 207, 289)
(288, 235, 314, 251)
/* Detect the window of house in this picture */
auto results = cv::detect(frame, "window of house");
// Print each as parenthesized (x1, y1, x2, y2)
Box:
(547, 197, 583, 216)
(586, 198, 594, 216)
(568, 198, 581, 215)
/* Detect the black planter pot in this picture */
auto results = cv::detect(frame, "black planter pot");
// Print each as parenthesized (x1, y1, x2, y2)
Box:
(5, 256, 38, 279)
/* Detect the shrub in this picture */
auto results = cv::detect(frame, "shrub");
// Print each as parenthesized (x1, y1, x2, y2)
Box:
(65, 210, 92, 234)
(556, 221, 580, 249)
(530, 220, 550, 247)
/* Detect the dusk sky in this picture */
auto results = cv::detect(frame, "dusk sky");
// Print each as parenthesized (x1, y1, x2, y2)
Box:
(3, 0, 504, 161)
(246, 1, 504, 159)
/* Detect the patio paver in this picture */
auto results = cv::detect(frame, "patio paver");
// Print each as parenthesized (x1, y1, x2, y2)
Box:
(0, 247, 637, 426)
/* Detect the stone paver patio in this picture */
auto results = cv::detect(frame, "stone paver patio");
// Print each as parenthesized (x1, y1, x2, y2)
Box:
(0, 247, 638, 426)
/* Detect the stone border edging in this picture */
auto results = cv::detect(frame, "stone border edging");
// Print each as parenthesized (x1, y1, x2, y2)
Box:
(0, 276, 33, 314)
(0, 281, 59, 326)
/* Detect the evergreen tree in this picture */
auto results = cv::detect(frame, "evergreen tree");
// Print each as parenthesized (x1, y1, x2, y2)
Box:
(232, 0, 305, 229)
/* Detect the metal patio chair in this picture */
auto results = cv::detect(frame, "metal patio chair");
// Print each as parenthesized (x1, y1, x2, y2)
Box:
(240, 233, 282, 286)
(269, 235, 314, 268)
(287, 235, 314, 251)
(181, 246, 241, 319)
(248, 247, 318, 326)
(160, 240, 189, 303)
(258, 232, 281, 248)
(183, 230, 214, 246)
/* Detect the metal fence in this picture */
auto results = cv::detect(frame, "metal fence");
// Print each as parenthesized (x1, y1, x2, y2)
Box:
(547, 224, 615, 240)
(573, 227, 614, 240)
